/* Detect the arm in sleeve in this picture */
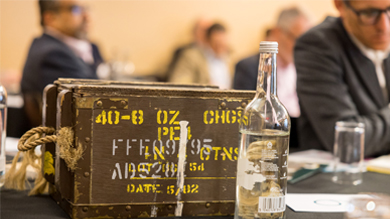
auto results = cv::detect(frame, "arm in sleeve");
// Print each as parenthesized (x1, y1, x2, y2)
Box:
(295, 33, 390, 157)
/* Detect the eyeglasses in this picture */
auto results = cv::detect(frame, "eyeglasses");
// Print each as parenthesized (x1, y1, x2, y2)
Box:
(344, 1, 390, 25)
(58, 5, 87, 15)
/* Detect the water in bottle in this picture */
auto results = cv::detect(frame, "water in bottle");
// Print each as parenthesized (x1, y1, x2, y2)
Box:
(235, 42, 290, 219)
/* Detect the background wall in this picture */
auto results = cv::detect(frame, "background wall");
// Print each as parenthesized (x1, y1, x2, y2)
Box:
(0, 0, 338, 91)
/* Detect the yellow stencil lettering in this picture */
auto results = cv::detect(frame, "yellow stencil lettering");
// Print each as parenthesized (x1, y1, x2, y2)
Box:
(158, 127, 162, 141)
(173, 126, 180, 141)
(215, 110, 220, 124)
(157, 110, 168, 124)
(169, 110, 180, 125)
(163, 127, 169, 136)
(138, 110, 144, 125)
(144, 184, 152, 193)
(136, 184, 144, 193)
(237, 111, 242, 124)
(209, 111, 214, 124)
(95, 114, 102, 124)
(200, 147, 210, 161)
(100, 110, 107, 125)
(115, 111, 120, 124)
(175, 187, 181, 196)
(144, 146, 151, 159)
(146, 163, 153, 172)
(231, 110, 237, 124)
(191, 184, 199, 193)
(223, 147, 233, 161)
(187, 126, 192, 140)
(108, 111, 113, 124)
(132, 110, 138, 125)
(212, 147, 222, 160)
(170, 127, 175, 140)
(167, 185, 174, 195)
(203, 111, 209, 124)
(154, 146, 165, 160)
(221, 110, 226, 124)
(121, 115, 130, 120)
(226, 110, 231, 124)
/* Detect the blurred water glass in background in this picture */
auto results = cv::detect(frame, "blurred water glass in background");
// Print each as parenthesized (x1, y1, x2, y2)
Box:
(345, 194, 390, 219)
(0, 84, 7, 187)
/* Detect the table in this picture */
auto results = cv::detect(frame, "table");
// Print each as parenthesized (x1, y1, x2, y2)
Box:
(1, 172, 389, 219)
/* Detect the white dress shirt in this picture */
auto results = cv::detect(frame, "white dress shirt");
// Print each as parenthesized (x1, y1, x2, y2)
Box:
(349, 34, 390, 101)
(277, 62, 300, 118)
(204, 49, 231, 89)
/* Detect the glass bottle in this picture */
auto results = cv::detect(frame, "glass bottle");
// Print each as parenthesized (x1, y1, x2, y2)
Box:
(0, 84, 7, 187)
(234, 42, 290, 219)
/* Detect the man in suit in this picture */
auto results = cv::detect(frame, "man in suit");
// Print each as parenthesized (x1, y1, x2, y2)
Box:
(21, 0, 103, 127)
(169, 23, 231, 89)
(295, 0, 390, 157)
(233, 7, 312, 148)
(165, 18, 212, 81)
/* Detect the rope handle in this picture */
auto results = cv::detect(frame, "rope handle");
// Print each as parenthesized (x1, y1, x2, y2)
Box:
(17, 126, 82, 172)
(18, 127, 56, 152)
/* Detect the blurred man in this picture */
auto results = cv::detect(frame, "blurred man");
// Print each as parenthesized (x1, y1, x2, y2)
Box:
(165, 18, 212, 81)
(295, 0, 390, 156)
(169, 23, 231, 89)
(233, 6, 312, 147)
(21, 0, 103, 127)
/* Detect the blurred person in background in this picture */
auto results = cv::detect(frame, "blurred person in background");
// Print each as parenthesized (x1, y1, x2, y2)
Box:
(233, 6, 312, 148)
(165, 18, 212, 81)
(169, 23, 231, 89)
(21, 0, 103, 127)
(295, 0, 390, 157)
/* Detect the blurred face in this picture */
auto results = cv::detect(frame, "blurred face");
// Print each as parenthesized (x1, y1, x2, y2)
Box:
(337, 0, 390, 50)
(277, 16, 312, 66)
(194, 19, 212, 45)
(46, 0, 89, 39)
(208, 31, 229, 57)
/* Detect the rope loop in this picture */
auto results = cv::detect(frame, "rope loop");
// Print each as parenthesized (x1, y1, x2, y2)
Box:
(18, 127, 56, 151)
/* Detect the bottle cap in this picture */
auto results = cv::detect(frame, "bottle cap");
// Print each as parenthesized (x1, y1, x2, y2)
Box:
(259, 41, 278, 53)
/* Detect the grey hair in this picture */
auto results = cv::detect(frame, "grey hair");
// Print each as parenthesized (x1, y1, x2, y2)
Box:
(276, 6, 311, 31)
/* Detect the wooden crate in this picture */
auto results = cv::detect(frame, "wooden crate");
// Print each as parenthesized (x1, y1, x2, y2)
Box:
(42, 78, 254, 219)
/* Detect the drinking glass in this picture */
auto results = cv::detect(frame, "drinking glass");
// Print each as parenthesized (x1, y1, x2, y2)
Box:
(345, 194, 390, 219)
(332, 121, 364, 185)
(0, 84, 7, 187)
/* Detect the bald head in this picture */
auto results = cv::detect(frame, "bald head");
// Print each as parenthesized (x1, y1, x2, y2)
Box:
(193, 17, 212, 46)
(267, 6, 312, 66)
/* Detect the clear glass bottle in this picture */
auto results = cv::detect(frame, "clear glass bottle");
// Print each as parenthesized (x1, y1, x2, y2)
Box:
(234, 42, 290, 219)
(0, 84, 7, 187)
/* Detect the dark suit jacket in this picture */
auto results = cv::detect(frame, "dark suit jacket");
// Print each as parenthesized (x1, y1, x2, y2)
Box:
(233, 54, 259, 90)
(20, 33, 102, 127)
(295, 16, 390, 157)
(21, 33, 101, 95)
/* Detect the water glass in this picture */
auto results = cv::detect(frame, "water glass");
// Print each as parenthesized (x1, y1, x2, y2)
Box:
(345, 194, 390, 219)
(332, 121, 364, 185)
(0, 84, 7, 187)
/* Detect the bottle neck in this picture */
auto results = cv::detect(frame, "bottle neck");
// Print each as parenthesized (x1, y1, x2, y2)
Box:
(256, 53, 277, 98)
